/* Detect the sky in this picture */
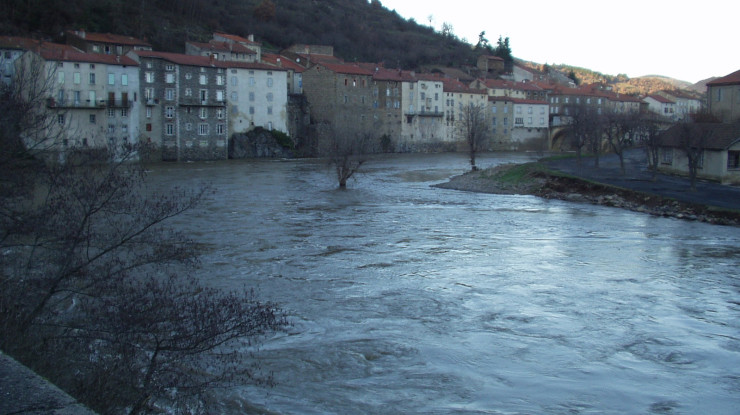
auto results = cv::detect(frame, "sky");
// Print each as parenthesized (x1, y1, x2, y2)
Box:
(378, 0, 739, 84)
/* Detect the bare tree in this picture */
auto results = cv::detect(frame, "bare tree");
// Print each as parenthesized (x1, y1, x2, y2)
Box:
(603, 112, 639, 175)
(1, 57, 287, 414)
(564, 103, 599, 166)
(457, 102, 488, 171)
(320, 122, 372, 188)
(675, 121, 715, 191)
(636, 113, 664, 181)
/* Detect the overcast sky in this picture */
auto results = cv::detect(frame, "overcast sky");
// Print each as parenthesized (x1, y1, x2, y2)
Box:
(379, 0, 738, 84)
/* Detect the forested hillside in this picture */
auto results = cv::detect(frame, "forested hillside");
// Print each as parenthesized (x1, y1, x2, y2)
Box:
(1, 0, 478, 69)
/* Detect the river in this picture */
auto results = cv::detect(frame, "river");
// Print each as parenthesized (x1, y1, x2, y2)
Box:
(148, 153, 740, 414)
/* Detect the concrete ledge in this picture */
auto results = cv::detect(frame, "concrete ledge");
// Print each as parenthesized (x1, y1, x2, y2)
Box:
(0, 351, 97, 414)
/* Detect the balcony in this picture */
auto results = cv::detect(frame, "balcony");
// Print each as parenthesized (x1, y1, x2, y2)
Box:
(106, 99, 133, 108)
(404, 109, 443, 117)
(47, 98, 106, 109)
(179, 97, 226, 107)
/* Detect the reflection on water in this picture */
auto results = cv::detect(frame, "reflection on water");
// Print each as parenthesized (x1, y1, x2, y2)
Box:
(147, 153, 740, 414)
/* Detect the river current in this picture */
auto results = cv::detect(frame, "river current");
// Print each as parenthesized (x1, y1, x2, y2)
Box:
(148, 153, 740, 414)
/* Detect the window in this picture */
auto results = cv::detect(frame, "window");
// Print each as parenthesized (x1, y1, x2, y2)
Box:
(89, 114, 96, 123)
(73, 72, 81, 84)
(146, 107, 152, 118)
(267, 78, 273, 87)
(108, 108, 115, 117)
(57, 114, 64, 125)
(165, 88, 174, 100)
(121, 124, 128, 133)
(231, 76, 238, 86)
(216, 108, 224, 119)
(727, 151, 740, 170)
(121, 108, 128, 117)
(249, 106, 255, 114)
(217, 124, 225, 135)
(199, 74, 207, 85)
(145, 72, 154, 83)
(185, 123, 192, 131)
(216, 75, 224, 85)
(108, 124, 115, 133)
(515, 117, 524, 125)
(165, 106, 175, 118)
(249, 77, 255, 86)
(200, 90, 207, 102)
(199, 107, 207, 119)
(185, 72, 192, 80)
(249, 92, 254, 102)
(185, 88, 192, 97)
(58, 72, 65, 84)
(146, 123, 152, 131)
(216, 90, 224, 102)
(232, 91, 238, 100)
(267, 92, 273, 102)
(73, 91, 81, 105)
(108, 73, 115, 85)
(267, 106, 273, 115)
(144, 88, 154, 100)
(165, 123, 174, 135)
(89, 64, 95, 69)
(660, 148, 673, 164)
(166, 64, 174, 71)
(198, 123, 209, 135)
(165, 73, 175, 83)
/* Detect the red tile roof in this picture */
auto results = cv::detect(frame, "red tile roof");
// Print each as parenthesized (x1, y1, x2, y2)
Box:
(133, 50, 225, 67)
(187, 40, 255, 55)
(706, 69, 740, 86)
(659, 122, 740, 150)
(214, 32, 259, 45)
(66, 30, 151, 47)
(261, 53, 305, 72)
(0, 36, 78, 53)
(645, 94, 675, 104)
(221, 60, 287, 71)
(38, 44, 138, 66)
(318, 62, 374, 76)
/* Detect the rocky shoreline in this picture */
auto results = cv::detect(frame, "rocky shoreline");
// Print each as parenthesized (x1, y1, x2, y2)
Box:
(435, 164, 740, 227)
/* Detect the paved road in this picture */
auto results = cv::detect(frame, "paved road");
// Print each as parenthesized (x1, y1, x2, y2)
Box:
(544, 148, 740, 211)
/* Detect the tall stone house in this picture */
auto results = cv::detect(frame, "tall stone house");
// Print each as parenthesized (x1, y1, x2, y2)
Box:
(129, 51, 228, 161)
(706, 69, 740, 123)
(301, 62, 376, 154)
(441, 78, 488, 146)
(17, 45, 140, 158)
(212, 33, 262, 62)
(401, 75, 445, 151)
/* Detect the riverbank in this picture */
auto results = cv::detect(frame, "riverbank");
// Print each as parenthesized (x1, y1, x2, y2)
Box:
(435, 162, 740, 226)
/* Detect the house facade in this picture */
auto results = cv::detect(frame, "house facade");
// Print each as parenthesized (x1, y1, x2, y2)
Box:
(658, 122, 740, 184)
(222, 61, 288, 135)
(130, 51, 228, 161)
(644, 94, 677, 121)
(18, 46, 140, 158)
(706, 69, 740, 123)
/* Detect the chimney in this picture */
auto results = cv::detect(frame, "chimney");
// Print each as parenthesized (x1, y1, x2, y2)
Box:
(116, 55, 120, 63)
(277, 58, 282, 67)
(248, 34, 254, 42)
(209, 53, 215, 66)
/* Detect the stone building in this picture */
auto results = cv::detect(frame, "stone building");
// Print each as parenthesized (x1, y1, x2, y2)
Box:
(129, 51, 228, 161)
(400, 74, 445, 151)
(706, 69, 740, 123)
(301, 62, 375, 154)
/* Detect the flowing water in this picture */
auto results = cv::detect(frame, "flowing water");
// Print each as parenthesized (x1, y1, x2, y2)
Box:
(148, 153, 740, 414)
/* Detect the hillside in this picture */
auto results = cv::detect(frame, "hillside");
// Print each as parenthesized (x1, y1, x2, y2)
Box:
(1, 0, 478, 69)
(2, 0, 703, 97)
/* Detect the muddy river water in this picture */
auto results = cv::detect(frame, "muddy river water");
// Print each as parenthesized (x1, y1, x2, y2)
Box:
(148, 153, 740, 414)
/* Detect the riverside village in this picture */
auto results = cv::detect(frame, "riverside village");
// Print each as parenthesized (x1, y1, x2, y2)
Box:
(2, 17, 740, 415)
(2, 30, 740, 186)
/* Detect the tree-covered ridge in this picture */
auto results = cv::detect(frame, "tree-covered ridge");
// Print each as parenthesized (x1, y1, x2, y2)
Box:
(1, 0, 479, 69)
